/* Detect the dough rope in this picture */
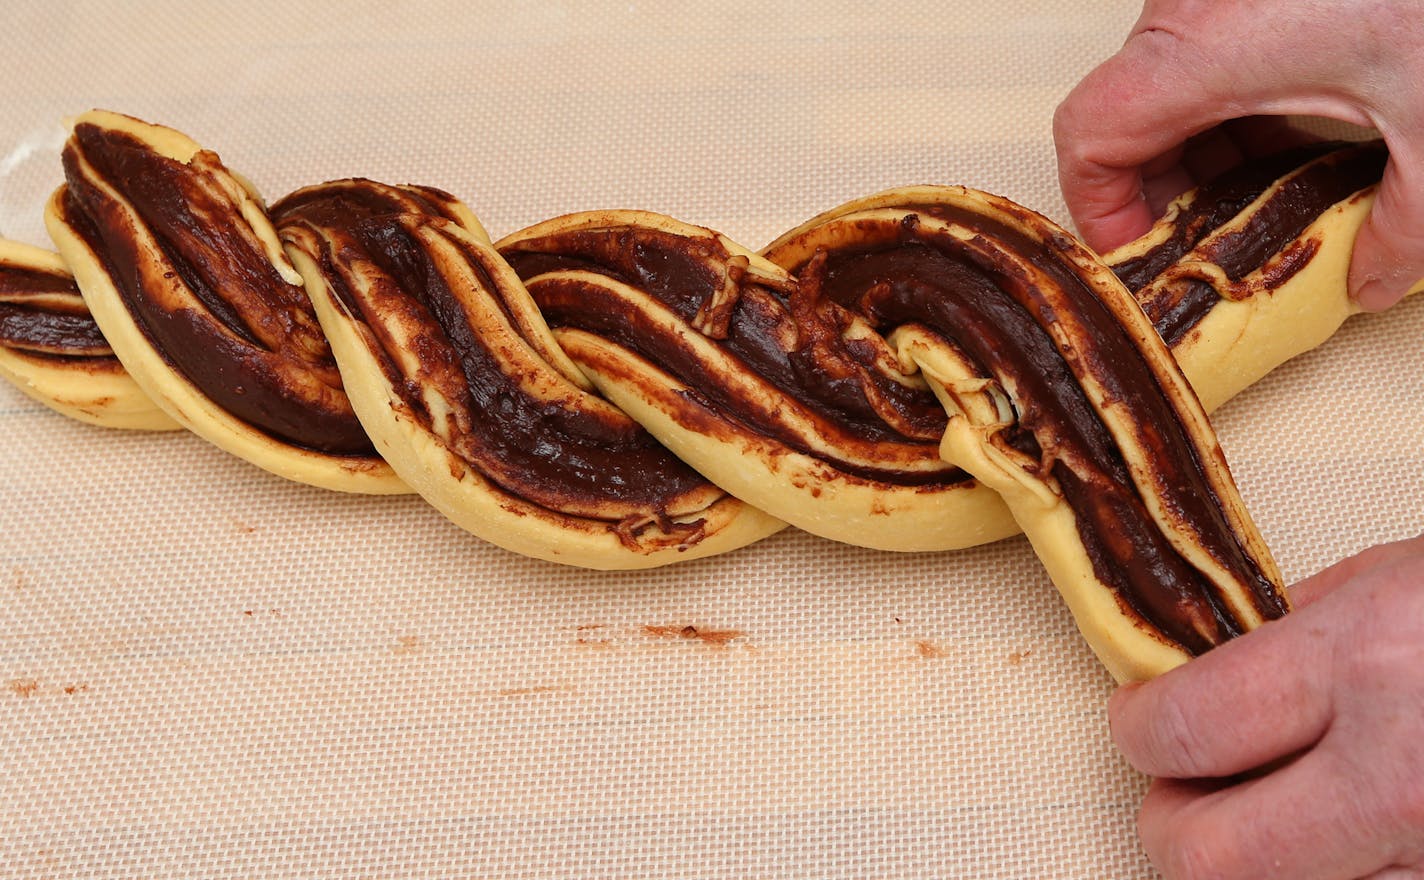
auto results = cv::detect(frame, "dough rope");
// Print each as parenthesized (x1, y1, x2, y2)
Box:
(0, 109, 1404, 680)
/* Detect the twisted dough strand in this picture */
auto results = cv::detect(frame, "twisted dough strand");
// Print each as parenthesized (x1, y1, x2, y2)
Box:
(1, 109, 1401, 679)
(276, 182, 783, 566)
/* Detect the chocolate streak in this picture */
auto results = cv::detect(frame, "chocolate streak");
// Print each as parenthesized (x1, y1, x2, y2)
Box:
(1112, 142, 1387, 345)
(0, 262, 113, 357)
(806, 211, 1285, 654)
(274, 183, 722, 525)
(503, 229, 958, 486)
(60, 124, 372, 455)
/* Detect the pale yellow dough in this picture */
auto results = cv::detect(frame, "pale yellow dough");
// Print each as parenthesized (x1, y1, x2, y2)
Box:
(1109, 187, 1423, 413)
(45, 111, 406, 494)
(284, 213, 784, 569)
(0, 238, 177, 430)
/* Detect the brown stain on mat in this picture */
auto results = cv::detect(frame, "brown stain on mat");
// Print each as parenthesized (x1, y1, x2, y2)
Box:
(11, 567, 30, 590)
(9, 679, 90, 698)
(497, 684, 576, 698)
(394, 634, 422, 655)
(575, 623, 748, 649)
(642, 624, 743, 646)
(914, 639, 948, 659)
(574, 624, 613, 649)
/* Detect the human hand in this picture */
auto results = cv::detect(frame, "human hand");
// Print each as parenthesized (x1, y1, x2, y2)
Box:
(1053, 0, 1424, 310)
(1108, 534, 1424, 879)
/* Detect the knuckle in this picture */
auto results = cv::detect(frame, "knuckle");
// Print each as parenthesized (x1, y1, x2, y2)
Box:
(1149, 689, 1214, 778)
(1050, 100, 1078, 145)
(1052, 80, 1121, 161)
(1363, 176, 1424, 262)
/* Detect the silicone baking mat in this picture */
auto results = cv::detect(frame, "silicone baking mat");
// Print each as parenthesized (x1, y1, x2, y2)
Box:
(4, 2, 1423, 877)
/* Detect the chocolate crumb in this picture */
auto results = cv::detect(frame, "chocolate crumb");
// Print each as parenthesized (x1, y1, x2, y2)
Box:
(642, 624, 744, 646)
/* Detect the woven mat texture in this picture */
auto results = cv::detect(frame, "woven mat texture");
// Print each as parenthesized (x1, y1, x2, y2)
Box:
(3, 2, 1423, 878)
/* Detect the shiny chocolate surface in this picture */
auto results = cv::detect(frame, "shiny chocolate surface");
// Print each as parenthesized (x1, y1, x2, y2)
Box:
(276, 183, 724, 526)
(61, 124, 372, 454)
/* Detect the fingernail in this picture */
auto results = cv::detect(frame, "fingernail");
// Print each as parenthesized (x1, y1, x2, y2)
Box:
(1105, 683, 1140, 745)
(1349, 258, 1424, 311)
(1352, 277, 1404, 312)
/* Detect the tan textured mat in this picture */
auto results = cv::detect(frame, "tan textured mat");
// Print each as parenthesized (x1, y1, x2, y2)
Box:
(3, 2, 1422, 877)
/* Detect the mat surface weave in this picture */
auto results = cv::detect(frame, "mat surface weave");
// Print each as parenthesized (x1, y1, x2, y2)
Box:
(3, 3, 1422, 877)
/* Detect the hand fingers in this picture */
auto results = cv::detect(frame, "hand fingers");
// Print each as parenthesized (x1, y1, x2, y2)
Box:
(1053, 31, 1229, 251)
(1114, 535, 1424, 788)
(1139, 142, 1192, 219)
(1290, 533, 1424, 608)
(1139, 748, 1403, 880)
(1054, 6, 1376, 253)
(1108, 602, 1335, 779)
(1349, 152, 1424, 310)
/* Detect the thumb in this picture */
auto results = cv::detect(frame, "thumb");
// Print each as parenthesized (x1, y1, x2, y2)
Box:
(1349, 152, 1424, 310)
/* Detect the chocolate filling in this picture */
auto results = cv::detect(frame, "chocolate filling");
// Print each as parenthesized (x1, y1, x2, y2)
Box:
(272, 180, 471, 233)
(0, 264, 78, 296)
(60, 124, 372, 455)
(1112, 142, 1387, 344)
(797, 212, 1285, 653)
(0, 304, 110, 356)
(0, 263, 113, 356)
(275, 187, 720, 521)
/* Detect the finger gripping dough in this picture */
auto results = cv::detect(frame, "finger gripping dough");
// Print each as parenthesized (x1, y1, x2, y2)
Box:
(2, 110, 1402, 679)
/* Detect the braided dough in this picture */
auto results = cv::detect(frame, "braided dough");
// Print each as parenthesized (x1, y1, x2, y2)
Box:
(45, 111, 403, 493)
(2, 109, 1408, 680)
